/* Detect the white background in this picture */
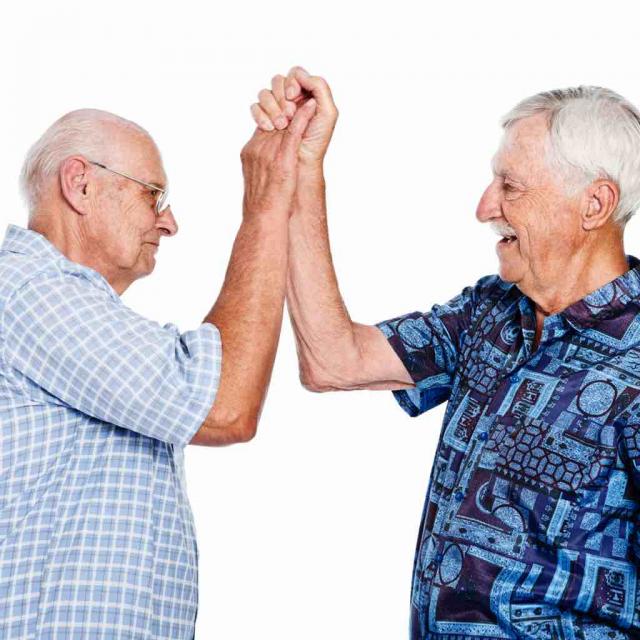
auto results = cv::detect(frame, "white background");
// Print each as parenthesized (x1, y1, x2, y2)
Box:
(1, 1, 640, 637)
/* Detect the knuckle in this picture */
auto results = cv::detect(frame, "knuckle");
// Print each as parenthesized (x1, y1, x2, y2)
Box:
(311, 75, 326, 88)
(240, 141, 256, 160)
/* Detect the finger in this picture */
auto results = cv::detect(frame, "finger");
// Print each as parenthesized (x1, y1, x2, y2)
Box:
(281, 98, 317, 154)
(272, 75, 296, 119)
(250, 103, 275, 131)
(285, 67, 304, 100)
(289, 68, 336, 115)
(258, 88, 288, 130)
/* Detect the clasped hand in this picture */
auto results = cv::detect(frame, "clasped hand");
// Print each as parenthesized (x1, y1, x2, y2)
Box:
(241, 66, 338, 217)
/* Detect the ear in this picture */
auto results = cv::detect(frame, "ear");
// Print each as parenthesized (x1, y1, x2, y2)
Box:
(59, 156, 92, 215)
(582, 179, 619, 231)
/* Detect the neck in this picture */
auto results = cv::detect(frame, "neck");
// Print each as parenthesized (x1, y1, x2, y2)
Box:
(29, 209, 131, 296)
(523, 239, 628, 320)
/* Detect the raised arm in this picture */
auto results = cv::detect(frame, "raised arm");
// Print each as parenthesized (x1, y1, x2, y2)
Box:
(250, 67, 414, 393)
(190, 99, 318, 445)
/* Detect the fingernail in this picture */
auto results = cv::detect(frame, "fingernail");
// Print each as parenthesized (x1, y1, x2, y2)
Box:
(285, 102, 296, 118)
(275, 116, 287, 129)
(263, 120, 275, 131)
(286, 86, 296, 99)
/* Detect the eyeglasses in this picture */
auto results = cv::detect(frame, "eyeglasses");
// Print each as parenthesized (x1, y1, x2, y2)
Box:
(88, 160, 170, 215)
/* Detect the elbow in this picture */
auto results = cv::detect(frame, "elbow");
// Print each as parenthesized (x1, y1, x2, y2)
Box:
(195, 410, 258, 446)
(299, 363, 329, 392)
(300, 375, 331, 393)
(227, 413, 258, 443)
(299, 364, 343, 393)
(297, 345, 363, 393)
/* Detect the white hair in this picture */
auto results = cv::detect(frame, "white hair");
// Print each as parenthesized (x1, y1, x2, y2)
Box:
(20, 109, 152, 216)
(500, 86, 640, 226)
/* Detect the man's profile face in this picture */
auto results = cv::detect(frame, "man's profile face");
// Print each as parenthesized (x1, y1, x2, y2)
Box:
(475, 113, 584, 295)
(89, 129, 177, 282)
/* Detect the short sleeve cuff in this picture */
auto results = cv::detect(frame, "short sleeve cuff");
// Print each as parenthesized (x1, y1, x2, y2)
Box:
(376, 318, 451, 418)
(172, 322, 222, 447)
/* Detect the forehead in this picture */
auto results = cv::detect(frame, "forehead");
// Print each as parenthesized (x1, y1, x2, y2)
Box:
(107, 125, 167, 187)
(491, 113, 550, 179)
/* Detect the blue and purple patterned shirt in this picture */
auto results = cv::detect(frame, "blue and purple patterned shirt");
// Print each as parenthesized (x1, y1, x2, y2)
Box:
(377, 261, 640, 639)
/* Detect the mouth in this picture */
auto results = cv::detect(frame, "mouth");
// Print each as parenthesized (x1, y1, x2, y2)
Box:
(498, 234, 518, 245)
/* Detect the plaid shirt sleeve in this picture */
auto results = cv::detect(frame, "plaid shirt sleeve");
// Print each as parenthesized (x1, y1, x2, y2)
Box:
(376, 275, 498, 417)
(2, 269, 221, 447)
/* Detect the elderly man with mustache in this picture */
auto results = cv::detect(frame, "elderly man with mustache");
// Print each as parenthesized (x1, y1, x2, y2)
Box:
(0, 99, 316, 639)
(253, 70, 640, 638)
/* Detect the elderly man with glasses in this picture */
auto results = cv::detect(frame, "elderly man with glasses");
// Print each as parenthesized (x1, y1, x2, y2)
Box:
(252, 69, 640, 638)
(0, 101, 315, 639)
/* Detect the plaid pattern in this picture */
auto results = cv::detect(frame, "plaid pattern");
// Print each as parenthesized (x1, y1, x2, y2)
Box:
(0, 225, 221, 639)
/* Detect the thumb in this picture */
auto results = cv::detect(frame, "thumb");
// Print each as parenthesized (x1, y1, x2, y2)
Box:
(286, 98, 317, 139)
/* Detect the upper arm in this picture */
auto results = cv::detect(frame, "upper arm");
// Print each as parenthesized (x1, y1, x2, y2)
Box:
(303, 282, 483, 400)
(350, 323, 415, 390)
(356, 279, 490, 416)
(3, 271, 221, 448)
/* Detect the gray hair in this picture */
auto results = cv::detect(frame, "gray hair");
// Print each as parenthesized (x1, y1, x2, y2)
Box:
(20, 109, 152, 215)
(500, 86, 640, 226)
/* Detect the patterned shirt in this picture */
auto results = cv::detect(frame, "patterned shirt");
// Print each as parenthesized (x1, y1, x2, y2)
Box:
(0, 224, 221, 639)
(377, 261, 640, 639)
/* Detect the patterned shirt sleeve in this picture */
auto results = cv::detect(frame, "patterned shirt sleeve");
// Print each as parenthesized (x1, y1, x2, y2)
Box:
(2, 270, 221, 447)
(376, 276, 496, 417)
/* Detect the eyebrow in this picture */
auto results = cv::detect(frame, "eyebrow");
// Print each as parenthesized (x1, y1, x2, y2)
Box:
(490, 157, 525, 185)
(145, 180, 166, 191)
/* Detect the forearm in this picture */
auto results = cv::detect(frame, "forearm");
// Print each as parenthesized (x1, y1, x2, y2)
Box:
(287, 165, 362, 390)
(204, 213, 288, 430)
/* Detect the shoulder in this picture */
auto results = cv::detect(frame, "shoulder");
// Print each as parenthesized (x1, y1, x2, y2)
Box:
(0, 251, 117, 310)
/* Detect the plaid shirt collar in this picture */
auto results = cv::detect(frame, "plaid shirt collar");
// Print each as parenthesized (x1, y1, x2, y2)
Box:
(2, 224, 119, 299)
(2, 224, 63, 261)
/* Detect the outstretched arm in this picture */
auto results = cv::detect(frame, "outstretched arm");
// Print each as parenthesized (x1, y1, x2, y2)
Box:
(191, 98, 319, 445)
(251, 67, 414, 393)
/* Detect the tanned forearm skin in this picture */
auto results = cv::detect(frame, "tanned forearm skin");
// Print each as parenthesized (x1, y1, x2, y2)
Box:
(203, 213, 289, 443)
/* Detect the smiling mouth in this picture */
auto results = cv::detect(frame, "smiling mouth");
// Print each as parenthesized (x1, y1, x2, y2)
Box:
(498, 235, 518, 244)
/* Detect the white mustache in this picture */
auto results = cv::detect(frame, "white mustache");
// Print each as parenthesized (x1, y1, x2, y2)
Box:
(490, 222, 518, 238)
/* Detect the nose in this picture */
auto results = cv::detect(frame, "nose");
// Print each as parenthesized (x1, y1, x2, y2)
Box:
(156, 206, 178, 237)
(475, 177, 502, 223)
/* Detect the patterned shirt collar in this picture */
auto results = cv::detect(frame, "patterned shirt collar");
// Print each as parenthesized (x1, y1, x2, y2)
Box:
(561, 254, 640, 329)
(513, 254, 640, 333)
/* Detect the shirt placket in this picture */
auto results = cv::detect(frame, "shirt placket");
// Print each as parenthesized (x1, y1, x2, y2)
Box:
(428, 305, 573, 573)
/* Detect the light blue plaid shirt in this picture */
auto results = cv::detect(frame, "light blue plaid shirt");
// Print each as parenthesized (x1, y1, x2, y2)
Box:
(0, 224, 222, 639)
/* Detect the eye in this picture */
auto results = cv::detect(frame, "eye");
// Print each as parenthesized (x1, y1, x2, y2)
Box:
(502, 180, 521, 198)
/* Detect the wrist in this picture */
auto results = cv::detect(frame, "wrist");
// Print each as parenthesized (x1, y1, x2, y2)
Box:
(242, 203, 292, 223)
(297, 159, 325, 182)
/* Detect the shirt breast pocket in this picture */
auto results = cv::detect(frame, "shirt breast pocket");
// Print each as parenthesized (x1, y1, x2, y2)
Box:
(476, 414, 618, 543)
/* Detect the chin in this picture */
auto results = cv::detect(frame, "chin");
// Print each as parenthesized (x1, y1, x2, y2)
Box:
(497, 259, 522, 284)
(133, 260, 155, 281)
